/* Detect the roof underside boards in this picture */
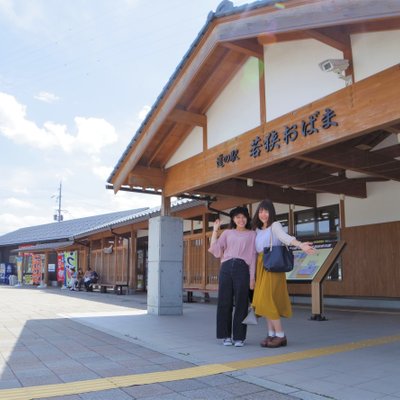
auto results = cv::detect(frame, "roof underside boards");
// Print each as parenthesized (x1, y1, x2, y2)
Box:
(107, 0, 400, 206)
(10, 241, 74, 253)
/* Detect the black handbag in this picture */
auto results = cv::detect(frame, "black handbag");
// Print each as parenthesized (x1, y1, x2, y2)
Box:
(263, 229, 294, 273)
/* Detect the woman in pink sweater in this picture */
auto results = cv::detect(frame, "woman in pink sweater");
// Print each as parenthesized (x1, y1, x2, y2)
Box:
(209, 206, 256, 347)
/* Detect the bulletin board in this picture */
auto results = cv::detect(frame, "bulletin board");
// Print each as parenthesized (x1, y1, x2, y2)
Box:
(287, 240, 337, 282)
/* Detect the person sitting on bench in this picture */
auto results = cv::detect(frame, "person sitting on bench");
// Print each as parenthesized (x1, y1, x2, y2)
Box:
(83, 267, 99, 291)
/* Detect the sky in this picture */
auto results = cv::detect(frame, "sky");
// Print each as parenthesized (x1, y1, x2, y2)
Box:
(0, 0, 250, 236)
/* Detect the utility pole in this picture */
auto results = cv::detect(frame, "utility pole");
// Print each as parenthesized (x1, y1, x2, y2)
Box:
(54, 182, 63, 222)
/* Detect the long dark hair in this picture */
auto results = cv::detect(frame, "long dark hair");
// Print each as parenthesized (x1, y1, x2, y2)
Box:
(229, 206, 251, 230)
(251, 199, 276, 229)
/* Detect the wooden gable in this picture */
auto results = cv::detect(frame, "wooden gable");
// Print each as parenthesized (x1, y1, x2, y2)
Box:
(109, 0, 400, 206)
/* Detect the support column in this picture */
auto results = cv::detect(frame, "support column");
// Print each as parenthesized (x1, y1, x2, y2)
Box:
(289, 204, 295, 236)
(147, 216, 183, 315)
(44, 252, 49, 285)
(129, 229, 137, 292)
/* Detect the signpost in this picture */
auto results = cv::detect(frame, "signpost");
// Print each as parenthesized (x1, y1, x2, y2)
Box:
(287, 240, 346, 320)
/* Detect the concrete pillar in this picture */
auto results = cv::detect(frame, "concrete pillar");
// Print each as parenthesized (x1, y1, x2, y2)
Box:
(147, 216, 183, 315)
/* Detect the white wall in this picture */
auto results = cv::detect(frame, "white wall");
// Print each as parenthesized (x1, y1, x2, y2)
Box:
(165, 126, 203, 168)
(317, 193, 340, 208)
(351, 30, 400, 82)
(166, 31, 400, 168)
(264, 39, 344, 121)
(207, 57, 260, 148)
(345, 181, 400, 227)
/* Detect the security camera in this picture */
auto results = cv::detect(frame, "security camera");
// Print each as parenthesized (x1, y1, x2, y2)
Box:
(319, 59, 349, 74)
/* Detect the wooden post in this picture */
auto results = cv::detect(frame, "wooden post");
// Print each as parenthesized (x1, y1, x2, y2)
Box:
(339, 194, 346, 229)
(161, 194, 171, 216)
(202, 213, 209, 289)
(44, 252, 49, 285)
(259, 58, 266, 124)
(310, 241, 346, 320)
(289, 204, 295, 236)
(129, 229, 137, 290)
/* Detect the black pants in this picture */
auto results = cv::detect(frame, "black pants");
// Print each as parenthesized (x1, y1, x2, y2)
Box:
(217, 258, 249, 341)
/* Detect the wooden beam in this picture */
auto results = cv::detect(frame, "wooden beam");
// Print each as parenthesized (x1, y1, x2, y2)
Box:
(217, 0, 400, 43)
(199, 179, 316, 207)
(167, 109, 206, 127)
(187, 50, 247, 112)
(111, 0, 400, 192)
(161, 194, 171, 216)
(298, 144, 400, 181)
(373, 143, 400, 159)
(258, 31, 309, 45)
(220, 38, 263, 59)
(242, 164, 367, 198)
(259, 58, 266, 124)
(164, 65, 400, 197)
(128, 165, 165, 189)
(304, 27, 349, 51)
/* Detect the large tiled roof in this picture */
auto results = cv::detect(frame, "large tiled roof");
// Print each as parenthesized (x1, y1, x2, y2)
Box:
(0, 208, 147, 247)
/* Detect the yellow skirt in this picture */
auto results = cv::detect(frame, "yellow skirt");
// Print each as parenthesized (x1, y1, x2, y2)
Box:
(252, 253, 292, 320)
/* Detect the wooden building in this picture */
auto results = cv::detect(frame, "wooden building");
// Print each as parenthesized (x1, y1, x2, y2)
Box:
(107, 0, 400, 312)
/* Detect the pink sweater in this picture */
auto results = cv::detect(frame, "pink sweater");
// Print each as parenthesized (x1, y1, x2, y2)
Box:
(208, 229, 256, 281)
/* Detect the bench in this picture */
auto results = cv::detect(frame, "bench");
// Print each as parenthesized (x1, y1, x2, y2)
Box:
(183, 288, 217, 303)
(92, 283, 115, 293)
(92, 282, 129, 295)
(114, 283, 129, 295)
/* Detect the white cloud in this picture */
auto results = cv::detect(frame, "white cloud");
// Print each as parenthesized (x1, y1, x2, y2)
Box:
(4, 197, 32, 209)
(0, 0, 44, 30)
(92, 165, 112, 180)
(0, 92, 118, 154)
(75, 116, 118, 154)
(12, 187, 29, 195)
(106, 190, 161, 211)
(138, 105, 151, 121)
(34, 91, 60, 103)
(0, 213, 50, 235)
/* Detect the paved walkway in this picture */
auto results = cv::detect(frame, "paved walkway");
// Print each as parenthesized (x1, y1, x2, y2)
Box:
(1, 286, 400, 399)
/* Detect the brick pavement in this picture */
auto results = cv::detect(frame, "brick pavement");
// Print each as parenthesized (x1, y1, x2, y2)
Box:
(2, 286, 400, 400)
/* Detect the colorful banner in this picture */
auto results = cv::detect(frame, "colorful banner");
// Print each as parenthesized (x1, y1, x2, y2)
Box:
(16, 256, 23, 283)
(57, 253, 65, 282)
(32, 254, 43, 284)
(64, 251, 78, 287)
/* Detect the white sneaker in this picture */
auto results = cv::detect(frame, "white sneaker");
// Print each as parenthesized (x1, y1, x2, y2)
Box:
(234, 340, 245, 347)
(223, 338, 233, 346)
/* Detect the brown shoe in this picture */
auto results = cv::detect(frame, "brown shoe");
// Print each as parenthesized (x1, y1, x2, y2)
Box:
(260, 336, 274, 347)
(266, 336, 287, 348)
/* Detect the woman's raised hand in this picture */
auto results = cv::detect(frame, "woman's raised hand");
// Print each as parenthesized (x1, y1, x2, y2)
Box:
(213, 218, 221, 232)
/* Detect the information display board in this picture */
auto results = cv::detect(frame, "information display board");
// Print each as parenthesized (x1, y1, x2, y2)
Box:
(287, 239, 337, 281)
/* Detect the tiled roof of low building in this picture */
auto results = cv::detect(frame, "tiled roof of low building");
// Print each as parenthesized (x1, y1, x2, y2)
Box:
(0, 208, 147, 247)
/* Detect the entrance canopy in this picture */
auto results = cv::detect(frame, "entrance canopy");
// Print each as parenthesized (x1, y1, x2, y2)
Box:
(108, 0, 400, 207)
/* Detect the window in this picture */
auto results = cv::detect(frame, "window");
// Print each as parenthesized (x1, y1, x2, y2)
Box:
(276, 213, 289, 233)
(295, 205, 339, 239)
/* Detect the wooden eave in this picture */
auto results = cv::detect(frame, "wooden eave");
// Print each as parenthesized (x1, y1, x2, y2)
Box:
(110, 0, 400, 206)
(164, 64, 400, 200)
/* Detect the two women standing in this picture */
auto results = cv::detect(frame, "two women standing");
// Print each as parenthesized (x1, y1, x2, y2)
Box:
(209, 200, 315, 348)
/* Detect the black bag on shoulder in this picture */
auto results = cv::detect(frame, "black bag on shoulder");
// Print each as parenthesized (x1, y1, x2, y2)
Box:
(263, 228, 294, 273)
